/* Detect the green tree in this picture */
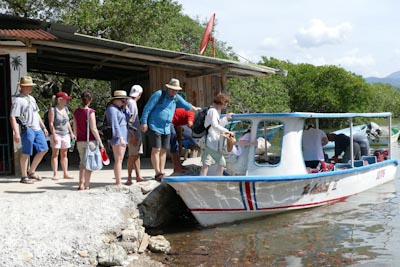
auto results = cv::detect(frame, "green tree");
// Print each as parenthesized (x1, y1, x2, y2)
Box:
(227, 76, 290, 113)
(0, 0, 80, 21)
(259, 57, 373, 113)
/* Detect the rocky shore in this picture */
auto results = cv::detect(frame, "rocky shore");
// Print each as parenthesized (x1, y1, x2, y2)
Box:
(0, 181, 172, 267)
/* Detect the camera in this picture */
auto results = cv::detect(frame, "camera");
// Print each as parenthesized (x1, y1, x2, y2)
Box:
(128, 125, 137, 132)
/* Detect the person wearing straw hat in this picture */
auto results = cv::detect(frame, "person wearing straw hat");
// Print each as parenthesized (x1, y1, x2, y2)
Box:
(106, 90, 131, 186)
(126, 85, 144, 185)
(10, 76, 49, 184)
(140, 78, 200, 181)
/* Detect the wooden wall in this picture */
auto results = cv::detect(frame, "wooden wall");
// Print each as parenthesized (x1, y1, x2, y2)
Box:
(149, 66, 222, 107)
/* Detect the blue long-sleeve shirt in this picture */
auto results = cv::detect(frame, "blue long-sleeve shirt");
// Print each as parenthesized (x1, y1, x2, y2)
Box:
(106, 104, 130, 145)
(140, 89, 192, 135)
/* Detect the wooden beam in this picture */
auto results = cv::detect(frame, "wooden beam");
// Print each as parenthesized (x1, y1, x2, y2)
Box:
(32, 40, 219, 69)
(38, 46, 204, 74)
(39, 54, 147, 71)
(0, 45, 36, 53)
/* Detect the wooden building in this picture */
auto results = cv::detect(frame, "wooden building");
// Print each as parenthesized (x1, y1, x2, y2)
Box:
(0, 14, 282, 176)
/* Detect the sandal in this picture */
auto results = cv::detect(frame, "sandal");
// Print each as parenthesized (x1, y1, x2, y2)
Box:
(155, 173, 165, 182)
(125, 180, 133, 186)
(28, 172, 42, 181)
(20, 176, 34, 184)
(63, 176, 74, 179)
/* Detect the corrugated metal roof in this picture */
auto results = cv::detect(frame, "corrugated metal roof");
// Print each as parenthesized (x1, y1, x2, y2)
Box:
(0, 14, 284, 80)
(0, 29, 56, 40)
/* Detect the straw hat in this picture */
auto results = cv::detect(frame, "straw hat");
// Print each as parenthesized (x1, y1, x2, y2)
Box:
(18, 76, 36, 86)
(109, 90, 129, 100)
(165, 78, 182, 91)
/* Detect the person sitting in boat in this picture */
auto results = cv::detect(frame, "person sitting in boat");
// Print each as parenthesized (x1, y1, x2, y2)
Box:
(302, 124, 329, 168)
(327, 133, 361, 162)
(199, 93, 234, 176)
(227, 129, 257, 175)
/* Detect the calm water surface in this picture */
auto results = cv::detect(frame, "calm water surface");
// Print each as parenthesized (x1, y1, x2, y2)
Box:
(152, 143, 400, 266)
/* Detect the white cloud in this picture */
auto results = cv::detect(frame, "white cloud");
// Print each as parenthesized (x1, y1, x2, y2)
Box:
(333, 55, 375, 69)
(260, 37, 280, 49)
(295, 19, 352, 48)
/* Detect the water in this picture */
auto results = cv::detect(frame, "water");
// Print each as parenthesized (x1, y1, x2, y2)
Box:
(151, 143, 400, 266)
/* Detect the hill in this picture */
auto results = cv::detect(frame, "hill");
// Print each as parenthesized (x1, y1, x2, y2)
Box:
(365, 71, 400, 87)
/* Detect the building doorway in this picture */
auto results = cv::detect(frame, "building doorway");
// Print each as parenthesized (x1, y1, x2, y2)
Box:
(0, 55, 14, 175)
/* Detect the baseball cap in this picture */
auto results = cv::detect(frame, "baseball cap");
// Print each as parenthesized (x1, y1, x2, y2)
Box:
(129, 85, 143, 97)
(56, 92, 72, 100)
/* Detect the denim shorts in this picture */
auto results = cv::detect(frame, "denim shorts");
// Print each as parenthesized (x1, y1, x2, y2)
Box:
(21, 128, 49, 155)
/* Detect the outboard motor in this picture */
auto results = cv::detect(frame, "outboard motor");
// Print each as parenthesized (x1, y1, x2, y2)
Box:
(367, 122, 382, 138)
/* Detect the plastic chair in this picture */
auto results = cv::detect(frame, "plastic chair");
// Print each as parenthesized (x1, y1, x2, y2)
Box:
(361, 156, 377, 164)
(350, 160, 364, 167)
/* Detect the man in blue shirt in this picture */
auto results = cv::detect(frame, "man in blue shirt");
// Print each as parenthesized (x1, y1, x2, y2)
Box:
(140, 78, 199, 181)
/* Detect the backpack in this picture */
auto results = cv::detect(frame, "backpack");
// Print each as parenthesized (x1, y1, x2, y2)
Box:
(101, 113, 113, 140)
(192, 107, 212, 138)
(44, 106, 69, 134)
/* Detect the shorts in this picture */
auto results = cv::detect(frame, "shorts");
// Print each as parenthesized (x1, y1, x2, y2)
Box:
(128, 134, 143, 155)
(147, 128, 170, 150)
(169, 125, 178, 153)
(21, 128, 49, 155)
(50, 134, 71, 149)
(201, 146, 226, 167)
(77, 141, 97, 169)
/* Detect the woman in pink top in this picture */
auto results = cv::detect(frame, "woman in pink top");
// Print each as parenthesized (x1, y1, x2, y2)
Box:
(73, 91, 104, 190)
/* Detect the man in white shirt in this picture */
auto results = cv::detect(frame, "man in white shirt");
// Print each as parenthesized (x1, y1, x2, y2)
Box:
(10, 76, 49, 184)
(302, 124, 328, 168)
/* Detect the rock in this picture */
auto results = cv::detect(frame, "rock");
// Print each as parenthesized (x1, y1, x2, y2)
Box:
(78, 250, 89, 257)
(139, 181, 160, 194)
(121, 229, 139, 242)
(97, 243, 127, 266)
(139, 184, 190, 228)
(148, 235, 171, 253)
(119, 241, 138, 254)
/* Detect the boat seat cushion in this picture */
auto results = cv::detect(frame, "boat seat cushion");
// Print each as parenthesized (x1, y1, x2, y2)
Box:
(334, 163, 352, 171)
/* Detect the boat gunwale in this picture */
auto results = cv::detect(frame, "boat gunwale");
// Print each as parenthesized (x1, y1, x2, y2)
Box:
(163, 159, 398, 183)
(231, 112, 392, 120)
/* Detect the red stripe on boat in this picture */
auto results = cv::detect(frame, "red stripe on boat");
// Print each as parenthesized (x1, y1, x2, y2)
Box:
(245, 182, 254, 210)
(190, 196, 348, 212)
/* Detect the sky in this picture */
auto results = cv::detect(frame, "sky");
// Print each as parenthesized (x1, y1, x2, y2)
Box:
(177, 0, 400, 78)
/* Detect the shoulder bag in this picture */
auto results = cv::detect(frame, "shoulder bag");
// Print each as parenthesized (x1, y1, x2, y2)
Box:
(84, 109, 103, 171)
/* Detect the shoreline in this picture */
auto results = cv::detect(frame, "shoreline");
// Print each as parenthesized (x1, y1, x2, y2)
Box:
(0, 166, 171, 266)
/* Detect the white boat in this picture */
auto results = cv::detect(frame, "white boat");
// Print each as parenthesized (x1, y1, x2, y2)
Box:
(367, 122, 400, 146)
(163, 112, 398, 227)
(323, 124, 367, 149)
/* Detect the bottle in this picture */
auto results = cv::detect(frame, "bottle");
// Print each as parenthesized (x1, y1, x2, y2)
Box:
(69, 139, 76, 152)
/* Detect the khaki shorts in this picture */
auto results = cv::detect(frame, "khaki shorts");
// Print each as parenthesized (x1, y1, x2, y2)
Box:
(201, 146, 226, 167)
(128, 134, 143, 156)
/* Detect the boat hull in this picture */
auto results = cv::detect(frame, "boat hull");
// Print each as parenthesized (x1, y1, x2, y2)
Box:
(165, 161, 397, 226)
